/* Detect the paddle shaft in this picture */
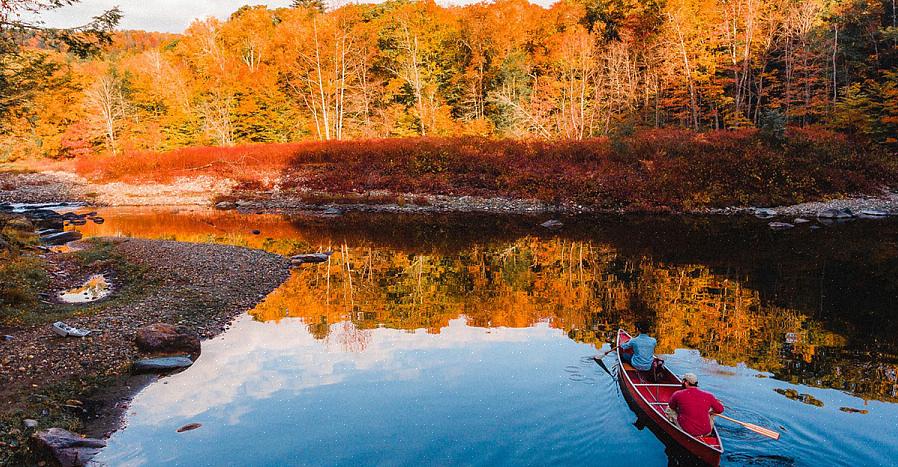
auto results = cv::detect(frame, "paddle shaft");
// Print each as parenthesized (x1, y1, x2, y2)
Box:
(714, 413, 781, 440)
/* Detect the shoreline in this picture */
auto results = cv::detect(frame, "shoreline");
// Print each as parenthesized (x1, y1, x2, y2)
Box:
(0, 236, 291, 465)
(2, 170, 897, 219)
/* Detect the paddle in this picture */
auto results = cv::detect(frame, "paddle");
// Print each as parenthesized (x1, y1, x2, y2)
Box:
(714, 413, 781, 440)
(593, 345, 619, 377)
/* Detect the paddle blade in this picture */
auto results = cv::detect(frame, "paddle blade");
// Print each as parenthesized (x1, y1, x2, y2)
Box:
(717, 414, 780, 440)
(593, 356, 614, 377)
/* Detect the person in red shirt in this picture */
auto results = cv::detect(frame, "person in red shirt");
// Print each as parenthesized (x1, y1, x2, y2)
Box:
(667, 373, 725, 437)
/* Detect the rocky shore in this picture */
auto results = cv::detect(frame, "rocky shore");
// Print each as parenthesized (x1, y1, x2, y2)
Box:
(0, 236, 290, 465)
(2, 170, 898, 217)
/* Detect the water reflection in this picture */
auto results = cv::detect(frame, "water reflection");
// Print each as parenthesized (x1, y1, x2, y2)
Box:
(76, 208, 898, 403)
(77, 208, 898, 465)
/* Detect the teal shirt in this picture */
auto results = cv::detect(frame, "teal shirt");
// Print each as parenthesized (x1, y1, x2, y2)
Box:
(621, 334, 657, 371)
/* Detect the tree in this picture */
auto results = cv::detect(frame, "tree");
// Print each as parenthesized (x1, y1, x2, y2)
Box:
(0, 1, 120, 123)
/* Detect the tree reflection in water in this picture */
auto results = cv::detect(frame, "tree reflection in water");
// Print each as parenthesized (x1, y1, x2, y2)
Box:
(79, 208, 898, 403)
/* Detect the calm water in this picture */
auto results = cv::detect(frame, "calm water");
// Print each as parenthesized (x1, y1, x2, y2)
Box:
(76, 208, 898, 466)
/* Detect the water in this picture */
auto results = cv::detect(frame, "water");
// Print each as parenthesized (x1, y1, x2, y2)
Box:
(57, 274, 111, 303)
(75, 208, 898, 466)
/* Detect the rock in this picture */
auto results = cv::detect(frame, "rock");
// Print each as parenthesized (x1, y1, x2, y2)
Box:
(251, 229, 261, 235)
(40, 231, 83, 246)
(215, 201, 236, 210)
(67, 218, 87, 226)
(135, 323, 201, 354)
(2, 335, 12, 341)
(817, 208, 854, 219)
(859, 209, 889, 218)
(839, 407, 869, 414)
(37, 228, 63, 236)
(33, 216, 64, 231)
(177, 423, 202, 433)
(753, 208, 777, 219)
(322, 207, 343, 216)
(5, 217, 34, 231)
(768, 222, 794, 230)
(32, 428, 106, 467)
(132, 356, 194, 373)
(540, 219, 563, 229)
(24, 419, 38, 429)
(91, 217, 105, 224)
(809, 225, 822, 230)
(793, 218, 810, 224)
(290, 252, 333, 265)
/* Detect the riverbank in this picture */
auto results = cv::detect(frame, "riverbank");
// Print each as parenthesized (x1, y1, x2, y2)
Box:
(3, 168, 898, 219)
(0, 235, 290, 465)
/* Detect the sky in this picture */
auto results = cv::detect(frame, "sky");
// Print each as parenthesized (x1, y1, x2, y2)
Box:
(28, 1, 294, 33)
(27, 0, 551, 34)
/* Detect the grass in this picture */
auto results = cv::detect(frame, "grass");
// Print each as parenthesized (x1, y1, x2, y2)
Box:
(72, 128, 898, 211)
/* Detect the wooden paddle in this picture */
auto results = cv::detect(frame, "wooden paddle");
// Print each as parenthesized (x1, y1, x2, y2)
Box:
(714, 413, 781, 440)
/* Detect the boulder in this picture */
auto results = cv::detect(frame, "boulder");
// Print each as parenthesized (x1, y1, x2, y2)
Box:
(91, 217, 105, 224)
(540, 219, 564, 229)
(135, 323, 201, 354)
(23, 419, 38, 429)
(40, 231, 83, 246)
(793, 218, 811, 224)
(215, 201, 236, 210)
(32, 428, 106, 467)
(753, 208, 777, 219)
(817, 208, 854, 219)
(133, 356, 194, 373)
(769, 222, 794, 230)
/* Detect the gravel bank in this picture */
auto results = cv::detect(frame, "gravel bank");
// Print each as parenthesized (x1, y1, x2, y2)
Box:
(0, 238, 290, 445)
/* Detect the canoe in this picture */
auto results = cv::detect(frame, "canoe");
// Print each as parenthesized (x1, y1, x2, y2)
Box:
(616, 329, 724, 466)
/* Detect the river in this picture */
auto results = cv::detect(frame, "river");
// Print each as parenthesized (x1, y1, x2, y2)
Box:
(72, 208, 897, 466)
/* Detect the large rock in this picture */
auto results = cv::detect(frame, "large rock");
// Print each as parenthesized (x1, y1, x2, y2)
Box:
(817, 208, 854, 219)
(40, 230, 83, 246)
(32, 428, 106, 467)
(133, 356, 194, 373)
(135, 323, 201, 354)
(753, 208, 778, 219)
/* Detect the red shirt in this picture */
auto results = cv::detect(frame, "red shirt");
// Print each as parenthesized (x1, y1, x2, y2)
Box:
(668, 387, 724, 437)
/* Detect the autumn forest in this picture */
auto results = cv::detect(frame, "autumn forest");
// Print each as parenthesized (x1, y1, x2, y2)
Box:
(1, 0, 897, 161)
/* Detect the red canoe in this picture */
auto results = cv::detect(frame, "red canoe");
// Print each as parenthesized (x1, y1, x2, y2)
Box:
(615, 329, 724, 466)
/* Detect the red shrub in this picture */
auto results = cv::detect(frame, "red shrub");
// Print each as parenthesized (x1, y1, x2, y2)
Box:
(73, 130, 898, 210)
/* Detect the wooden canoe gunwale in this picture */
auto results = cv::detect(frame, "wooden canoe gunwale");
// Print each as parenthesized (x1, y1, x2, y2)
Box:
(615, 328, 724, 465)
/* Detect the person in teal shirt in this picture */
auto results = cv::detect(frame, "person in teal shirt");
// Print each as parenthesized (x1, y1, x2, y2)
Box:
(620, 321, 657, 371)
